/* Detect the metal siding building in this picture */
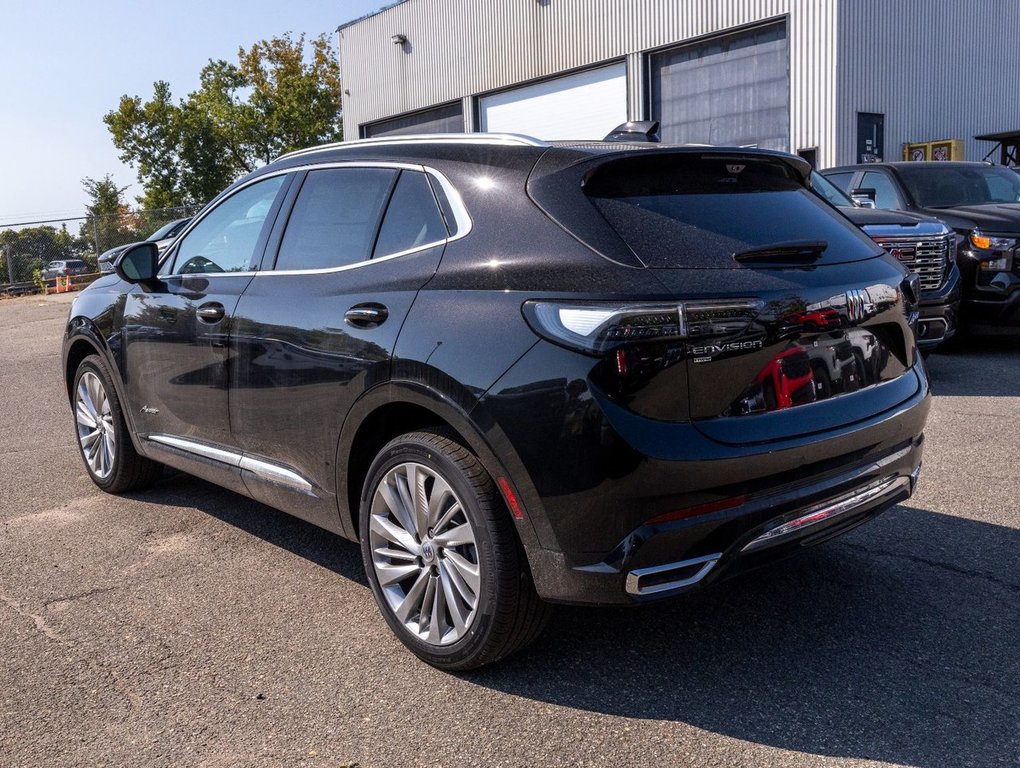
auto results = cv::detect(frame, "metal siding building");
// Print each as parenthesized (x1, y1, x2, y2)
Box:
(338, 0, 1019, 167)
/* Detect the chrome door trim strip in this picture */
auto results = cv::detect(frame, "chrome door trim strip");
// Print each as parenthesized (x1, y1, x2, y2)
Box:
(146, 434, 316, 496)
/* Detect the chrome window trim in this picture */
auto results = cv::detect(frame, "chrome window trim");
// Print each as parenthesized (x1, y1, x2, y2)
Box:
(146, 434, 316, 495)
(160, 161, 471, 279)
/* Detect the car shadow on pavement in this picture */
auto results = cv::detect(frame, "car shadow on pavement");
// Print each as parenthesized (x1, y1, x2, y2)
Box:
(926, 336, 1019, 397)
(470, 505, 1020, 768)
(131, 470, 369, 588)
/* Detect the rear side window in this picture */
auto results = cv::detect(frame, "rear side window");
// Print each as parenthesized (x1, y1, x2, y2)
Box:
(275, 168, 397, 271)
(374, 171, 448, 257)
(584, 155, 882, 268)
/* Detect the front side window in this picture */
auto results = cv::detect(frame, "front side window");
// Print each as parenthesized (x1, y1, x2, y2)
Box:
(275, 168, 397, 271)
(170, 176, 285, 275)
(859, 171, 903, 210)
(897, 164, 1020, 207)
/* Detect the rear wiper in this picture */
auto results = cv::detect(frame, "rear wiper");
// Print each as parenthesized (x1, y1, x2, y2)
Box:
(733, 240, 828, 263)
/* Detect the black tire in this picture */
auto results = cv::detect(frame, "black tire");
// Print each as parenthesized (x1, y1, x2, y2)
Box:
(359, 429, 551, 670)
(72, 354, 162, 493)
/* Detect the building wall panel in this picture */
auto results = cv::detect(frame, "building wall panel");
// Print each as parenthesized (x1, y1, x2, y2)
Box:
(836, 0, 1020, 166)
(340, 0, 839, 161)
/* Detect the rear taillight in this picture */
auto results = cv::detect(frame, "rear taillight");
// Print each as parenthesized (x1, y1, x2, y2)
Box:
(522, 299, 762, 355)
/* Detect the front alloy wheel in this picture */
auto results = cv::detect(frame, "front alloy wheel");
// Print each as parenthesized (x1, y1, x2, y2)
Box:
(75, 371, 116, 479)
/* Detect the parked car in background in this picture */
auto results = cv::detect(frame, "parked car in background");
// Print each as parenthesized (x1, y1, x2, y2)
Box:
(63, 135, 930, 670)
(810, 172, 961, 352)
(98, 217, 192, 273)
(821, 162, 1020, 333)
(42, 259, 90, 280)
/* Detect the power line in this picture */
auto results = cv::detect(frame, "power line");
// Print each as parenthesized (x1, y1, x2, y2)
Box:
(0, 215, 90, 228)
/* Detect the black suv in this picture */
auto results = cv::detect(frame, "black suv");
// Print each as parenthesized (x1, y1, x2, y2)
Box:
(822, 161, 1020, 333)
(63, 135, 930, 670)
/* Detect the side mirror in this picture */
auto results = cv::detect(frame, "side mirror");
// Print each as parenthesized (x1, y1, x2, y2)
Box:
(114, 242, 160, 285)
(851, 188, 877, 208)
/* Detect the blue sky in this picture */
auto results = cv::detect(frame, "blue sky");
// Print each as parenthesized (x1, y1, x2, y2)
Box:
(0, 0, 387, 229)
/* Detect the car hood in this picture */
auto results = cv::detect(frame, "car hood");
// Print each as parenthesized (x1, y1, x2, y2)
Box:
(918, 203, 1020, 234)
(842, 206, 940, 227)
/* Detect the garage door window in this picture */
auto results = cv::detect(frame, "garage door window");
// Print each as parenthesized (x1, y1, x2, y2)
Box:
(651, 22, 789, 150)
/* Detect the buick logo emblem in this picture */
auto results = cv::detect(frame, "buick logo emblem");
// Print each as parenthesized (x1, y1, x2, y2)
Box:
(845, 289, 872, 323)
(420, 541, 437, 564)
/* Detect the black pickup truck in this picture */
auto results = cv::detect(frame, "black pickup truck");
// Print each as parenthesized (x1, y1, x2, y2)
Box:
(821, 162, 1020, 335)
(811, 172, 961, 352)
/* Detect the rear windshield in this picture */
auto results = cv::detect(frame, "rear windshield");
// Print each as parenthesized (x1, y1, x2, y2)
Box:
(896, 164, 1020, 208)
(584, 155, 882, 268)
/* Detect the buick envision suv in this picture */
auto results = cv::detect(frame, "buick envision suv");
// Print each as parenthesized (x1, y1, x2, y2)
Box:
(62, 135, 930, 670)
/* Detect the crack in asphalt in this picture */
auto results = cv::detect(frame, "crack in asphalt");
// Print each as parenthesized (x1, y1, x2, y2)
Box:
(44, 585, 120, 609)
(838, 541, 1020, 594)
(0, 591, 71, 644)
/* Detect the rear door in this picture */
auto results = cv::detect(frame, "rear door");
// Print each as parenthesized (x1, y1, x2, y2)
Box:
(229, 164, 451, 519)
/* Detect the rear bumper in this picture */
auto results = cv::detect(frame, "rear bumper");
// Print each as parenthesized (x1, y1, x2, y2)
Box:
(526, 434, 922, 605)
(482, 343, 931, 605)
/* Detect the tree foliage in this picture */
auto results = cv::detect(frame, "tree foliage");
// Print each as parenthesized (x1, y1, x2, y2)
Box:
(105, 33, 343, 210)
(0, 225, 84, 281)
(80, 175, 140, 253)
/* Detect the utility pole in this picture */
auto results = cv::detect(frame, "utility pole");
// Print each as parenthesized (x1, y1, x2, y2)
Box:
(3, 248, 12, 284)
(91, 214, 101, 259)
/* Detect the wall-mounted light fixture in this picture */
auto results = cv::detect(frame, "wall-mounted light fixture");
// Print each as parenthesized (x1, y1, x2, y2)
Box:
(391, 34, 407, 45)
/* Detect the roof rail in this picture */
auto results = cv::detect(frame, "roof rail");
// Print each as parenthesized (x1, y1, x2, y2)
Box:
(277, 132, 548, 162)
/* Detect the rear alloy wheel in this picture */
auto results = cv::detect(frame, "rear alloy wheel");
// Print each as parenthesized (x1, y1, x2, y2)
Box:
(72, 355, 162, 493)
(360, 430, 550, 670)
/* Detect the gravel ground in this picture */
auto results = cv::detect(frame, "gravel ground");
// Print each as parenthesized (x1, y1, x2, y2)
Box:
(1, 292, 1017, 768)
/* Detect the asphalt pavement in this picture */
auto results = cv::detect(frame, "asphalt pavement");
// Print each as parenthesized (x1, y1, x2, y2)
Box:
(1, 293, 1017, 767)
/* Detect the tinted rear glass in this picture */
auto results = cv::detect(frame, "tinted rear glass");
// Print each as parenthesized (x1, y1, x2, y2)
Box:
(585, 155, 882, 268)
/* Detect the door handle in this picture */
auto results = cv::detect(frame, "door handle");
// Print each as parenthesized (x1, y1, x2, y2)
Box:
(345, 303, 389, 328)
(196, 302, 226, 323)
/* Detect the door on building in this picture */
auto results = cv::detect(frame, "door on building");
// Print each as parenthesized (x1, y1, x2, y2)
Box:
(649, 21, 790, 150)
(477, 63, 627, 141)
(857, 113, 885, 163)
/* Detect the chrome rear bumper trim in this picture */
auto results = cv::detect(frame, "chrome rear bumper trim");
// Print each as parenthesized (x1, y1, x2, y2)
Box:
(625, 553, 721, 596)
(741, 475, 909, 554)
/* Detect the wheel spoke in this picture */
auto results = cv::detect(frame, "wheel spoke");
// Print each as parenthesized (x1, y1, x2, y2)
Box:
(441, 555, 476, 607)
(79, 428, 101, 451)
(418, 574, 438, 633)
(428, 575, 446, 644)
(427, 475, 454, 529)
(381, 477, 418, 543)
(439, 561, 468, 633)
(394, 568, 430, 623)
(432, 502, 462, 535)
(376, 561, 422, 587)
(433, 522, 474, 548)
(376, 547, 418, 562)
(410, 464, 429, 538)
(444, 550, 480, 595)
(370, 513, 420, 556)
(76, 401, 98, 429)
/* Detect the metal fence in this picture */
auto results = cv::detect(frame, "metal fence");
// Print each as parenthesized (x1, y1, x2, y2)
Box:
(1, 204, 204, 294)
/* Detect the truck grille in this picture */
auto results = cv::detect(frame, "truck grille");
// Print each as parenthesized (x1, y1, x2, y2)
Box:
(871, 234, 950, 292)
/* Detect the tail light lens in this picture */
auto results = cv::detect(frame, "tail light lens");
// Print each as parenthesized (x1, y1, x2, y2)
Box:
(522, 299, 763, 356)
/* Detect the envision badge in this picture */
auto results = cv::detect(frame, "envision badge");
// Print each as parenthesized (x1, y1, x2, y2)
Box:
(140, 406, 160, 415)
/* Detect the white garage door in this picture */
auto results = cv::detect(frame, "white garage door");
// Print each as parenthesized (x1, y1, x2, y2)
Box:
(479, 63, 627, 141)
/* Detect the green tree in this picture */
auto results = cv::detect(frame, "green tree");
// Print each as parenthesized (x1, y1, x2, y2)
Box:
(0, 225, 84, 281)
(105, 33, 342, 209)
(80, 175, 141, 255)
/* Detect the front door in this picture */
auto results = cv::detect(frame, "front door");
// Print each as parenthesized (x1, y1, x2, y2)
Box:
(857, 112, 885, 163)
(123, 174, 288, 447)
